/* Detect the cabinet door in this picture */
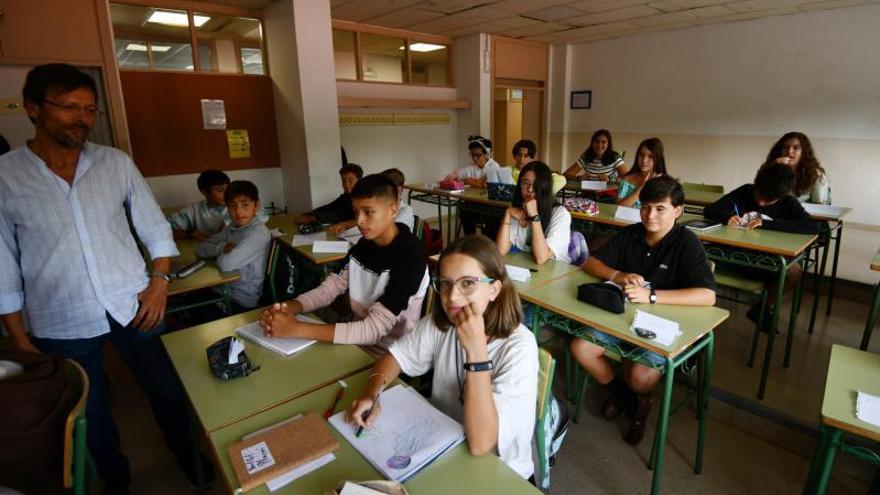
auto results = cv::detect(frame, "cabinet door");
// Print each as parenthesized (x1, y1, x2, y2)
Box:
(0, 0, 102, 63)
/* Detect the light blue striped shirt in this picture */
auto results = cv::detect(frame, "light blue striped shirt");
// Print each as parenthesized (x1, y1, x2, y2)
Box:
(0, 142, 178, 339)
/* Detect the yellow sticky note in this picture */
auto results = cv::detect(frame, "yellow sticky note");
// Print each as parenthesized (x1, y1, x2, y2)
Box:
(227, 130, 251, 159)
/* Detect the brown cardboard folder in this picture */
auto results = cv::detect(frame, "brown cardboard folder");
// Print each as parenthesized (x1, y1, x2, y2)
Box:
(228, 412, 340, 492)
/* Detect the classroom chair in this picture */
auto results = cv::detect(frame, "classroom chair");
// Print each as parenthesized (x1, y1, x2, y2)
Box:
(260, 237, 321, 305)
(535, 348, 560, 491)
(63, 358, 94, 495)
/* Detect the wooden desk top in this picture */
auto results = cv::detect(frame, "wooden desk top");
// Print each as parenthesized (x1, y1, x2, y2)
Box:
(821, 345, 880, 443)
(168, 239, 240, 296)
(209, 369, 541, 495)
(266, 214, 348, 266)
(520, 271, 729, 358)
(162, 310, 374, 432)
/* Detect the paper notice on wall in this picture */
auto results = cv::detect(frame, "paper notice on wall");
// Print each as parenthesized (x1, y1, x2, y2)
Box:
(201, 99, 227, 129)
(227, 130, 251, 159)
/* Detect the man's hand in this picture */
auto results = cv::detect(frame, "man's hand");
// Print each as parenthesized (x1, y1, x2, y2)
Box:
(624, 285, 651, 303)
(10, 334, 40, 353)
(133, 278, 168, 331)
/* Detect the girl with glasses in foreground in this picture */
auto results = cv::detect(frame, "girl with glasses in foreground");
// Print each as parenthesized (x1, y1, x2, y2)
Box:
(346, 235, 538, 479)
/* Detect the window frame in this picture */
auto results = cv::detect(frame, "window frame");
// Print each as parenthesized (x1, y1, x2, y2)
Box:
(110, 0, 267, 76)
(332, 19, 452, 88)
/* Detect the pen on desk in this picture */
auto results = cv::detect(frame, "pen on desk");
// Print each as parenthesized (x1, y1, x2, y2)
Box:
(733, 204, 740, 217)
(528, 268, 538, 273)
(355, 386, 384, 438)
(323, 380, 348, 419)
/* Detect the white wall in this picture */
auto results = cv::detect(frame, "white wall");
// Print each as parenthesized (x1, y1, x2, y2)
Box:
(558, 4, 880, 284)
(146, 167, 284, 209)
(454, 33, 491, 148)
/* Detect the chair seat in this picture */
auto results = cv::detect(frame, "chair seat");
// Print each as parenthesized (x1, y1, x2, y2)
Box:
(714, 269, 765, 293)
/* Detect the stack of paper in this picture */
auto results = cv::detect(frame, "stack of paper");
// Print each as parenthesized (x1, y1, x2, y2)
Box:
(614, 206, 642, 223)
(631, 310, 681, 346)
(292, 231, 326, 247)
(505, 264, 532, 282)
(856, 391, 880, 428)
(337, 225, 363, 245)
(235, 315, 323, 357)
(329, 385, 465, 482)
(313, 241, 350, 253)
(580, 180, 608, 191)
(803, 203, 845, 218)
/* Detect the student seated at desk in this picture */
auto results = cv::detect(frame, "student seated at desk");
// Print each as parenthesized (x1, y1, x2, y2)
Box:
(298, 163, 363, 233)
(444, 135, 500, 189)
(168, 169, 230, 241)
(496, 161, 571, 265)
(383, 168, 415, 231)
(570, 176, 716, 446)
(617, 137, 667, 209)
(703, 162, 819, 326)
(564, 129, 626, 183)
(765, 131, 830, 205)
(260, 174, 429, 351)
(346, 235, 538, 479)
(511, 139, 566, 195)
(196, 180, 271, 310)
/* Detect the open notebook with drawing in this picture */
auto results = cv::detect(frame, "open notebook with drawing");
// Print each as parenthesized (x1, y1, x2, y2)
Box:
(328, 384, 465, 482)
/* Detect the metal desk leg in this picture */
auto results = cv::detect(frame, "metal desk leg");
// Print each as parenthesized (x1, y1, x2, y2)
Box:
(758, 255, 789, 399)
(694, 333, 714, 474)
(803, 427, 841, 495)
(649, 357, 676, 495)
(826, 221, 843, 316)
(860, 282, 880, 351)
(784, 259, 808, 368)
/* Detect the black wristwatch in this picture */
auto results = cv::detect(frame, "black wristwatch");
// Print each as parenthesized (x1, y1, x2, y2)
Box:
(463, 360, 494, 372)
(649, 288, 657, 304)
(527, 214, 541, 223)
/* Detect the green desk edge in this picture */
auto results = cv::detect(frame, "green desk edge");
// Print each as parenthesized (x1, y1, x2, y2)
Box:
(209, 369, 540, 495)
(168, 239, 240, 296)
(265, 214, 349, 265)
(520, 271, 729, 358)
(162, 309, 374, 432)
(821, 345, 880, 443)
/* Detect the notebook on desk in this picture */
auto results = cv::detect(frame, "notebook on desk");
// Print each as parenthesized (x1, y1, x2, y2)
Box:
(235, 315, 322, 357)
(328, 384, 465, 482)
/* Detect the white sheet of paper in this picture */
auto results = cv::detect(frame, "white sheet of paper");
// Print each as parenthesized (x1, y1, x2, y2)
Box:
(241, 441, 275, 475)
(631, 310, 681, 346)
(339, 482, 386, 495)
(505, 264, 532, 282)
(338, 225, 362, 244)
(312, 241, 350, 253)
(803, 203, 845, 218)
(266, 453, 336, 492)
(235, 316, 321, 357)
(328, 385, 465, 482)
(856, 391, 880, 428)
(487, 167, 515, 185)
(614, 206, 642, 223)
(580, 180, 608, 191)
(269, 228, 285, 238)
(291, 231, 326, 247)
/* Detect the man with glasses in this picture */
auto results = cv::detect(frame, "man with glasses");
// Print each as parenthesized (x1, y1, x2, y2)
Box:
(0, 64, 212, 493)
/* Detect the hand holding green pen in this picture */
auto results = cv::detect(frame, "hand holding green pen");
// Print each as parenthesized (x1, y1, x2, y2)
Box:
(355, 386, 384, 438)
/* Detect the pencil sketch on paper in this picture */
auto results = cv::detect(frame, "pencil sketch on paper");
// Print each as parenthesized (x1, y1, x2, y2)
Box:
(386, 420, 435, 470)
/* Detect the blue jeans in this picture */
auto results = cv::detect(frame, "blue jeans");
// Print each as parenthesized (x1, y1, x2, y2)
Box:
(32, 315, 193, 485)
(583, 328, 666, 367)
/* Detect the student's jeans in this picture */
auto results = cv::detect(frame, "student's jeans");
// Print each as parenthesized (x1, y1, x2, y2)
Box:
(32, 314, 194, 486)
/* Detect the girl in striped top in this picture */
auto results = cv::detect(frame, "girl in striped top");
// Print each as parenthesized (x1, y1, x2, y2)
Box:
(564, 129, 626, 182)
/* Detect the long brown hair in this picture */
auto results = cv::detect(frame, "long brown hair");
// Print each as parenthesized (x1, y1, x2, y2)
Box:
(765, 132, 824, 197)
(432, 235, 522, 339)
(625, 137, 667, 177)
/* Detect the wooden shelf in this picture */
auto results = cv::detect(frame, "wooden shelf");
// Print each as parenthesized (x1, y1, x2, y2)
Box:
(337, 97, 470, 109)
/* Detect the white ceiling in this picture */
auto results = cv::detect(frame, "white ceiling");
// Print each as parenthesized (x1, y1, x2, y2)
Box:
(212, 0, 879, 43)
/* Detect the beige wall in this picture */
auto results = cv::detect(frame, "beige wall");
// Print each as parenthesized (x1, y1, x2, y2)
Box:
(554, 4, 880, 284)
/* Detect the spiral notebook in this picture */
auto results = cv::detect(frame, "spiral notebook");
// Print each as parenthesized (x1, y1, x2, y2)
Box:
(328, 385, 465, 482)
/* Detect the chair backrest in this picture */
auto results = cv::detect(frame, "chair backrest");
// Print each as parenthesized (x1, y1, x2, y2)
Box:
(262, 238, 321, 304)
(535, 348, 555, 420)
(412, 215, 424, 243)
(683, 182, 724, 193)
(62, 359, 89, 490)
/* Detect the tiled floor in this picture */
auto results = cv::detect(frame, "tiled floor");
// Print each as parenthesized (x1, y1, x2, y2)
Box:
(100, 285, 878, 494)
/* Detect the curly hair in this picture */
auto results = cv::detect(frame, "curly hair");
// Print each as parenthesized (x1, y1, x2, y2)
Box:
(765, 132, 825, 198)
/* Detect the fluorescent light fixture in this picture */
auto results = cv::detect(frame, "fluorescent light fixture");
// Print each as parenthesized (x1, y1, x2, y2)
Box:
(125, 43, 148, 52)
(147, 10, 210, 27)
(398, 43, 445, 52)
(151, 45, 171, 52)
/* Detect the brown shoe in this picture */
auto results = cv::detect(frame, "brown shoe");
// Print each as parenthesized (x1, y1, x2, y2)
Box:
(601, 396, 625, 420)
(624, 394, 653, 445)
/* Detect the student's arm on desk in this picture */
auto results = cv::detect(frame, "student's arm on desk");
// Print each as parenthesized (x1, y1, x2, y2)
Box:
(625, 286, 716, 305)
(195, 231, 226, 259)
(583, 256, 645, 287)
(495, 208, 515, 256)
(347, 355, 402, 428)
(563, 161, 583, 180)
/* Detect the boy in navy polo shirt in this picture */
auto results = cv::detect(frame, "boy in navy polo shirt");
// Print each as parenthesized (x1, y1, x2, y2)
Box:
(570, 176, 717, 445)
